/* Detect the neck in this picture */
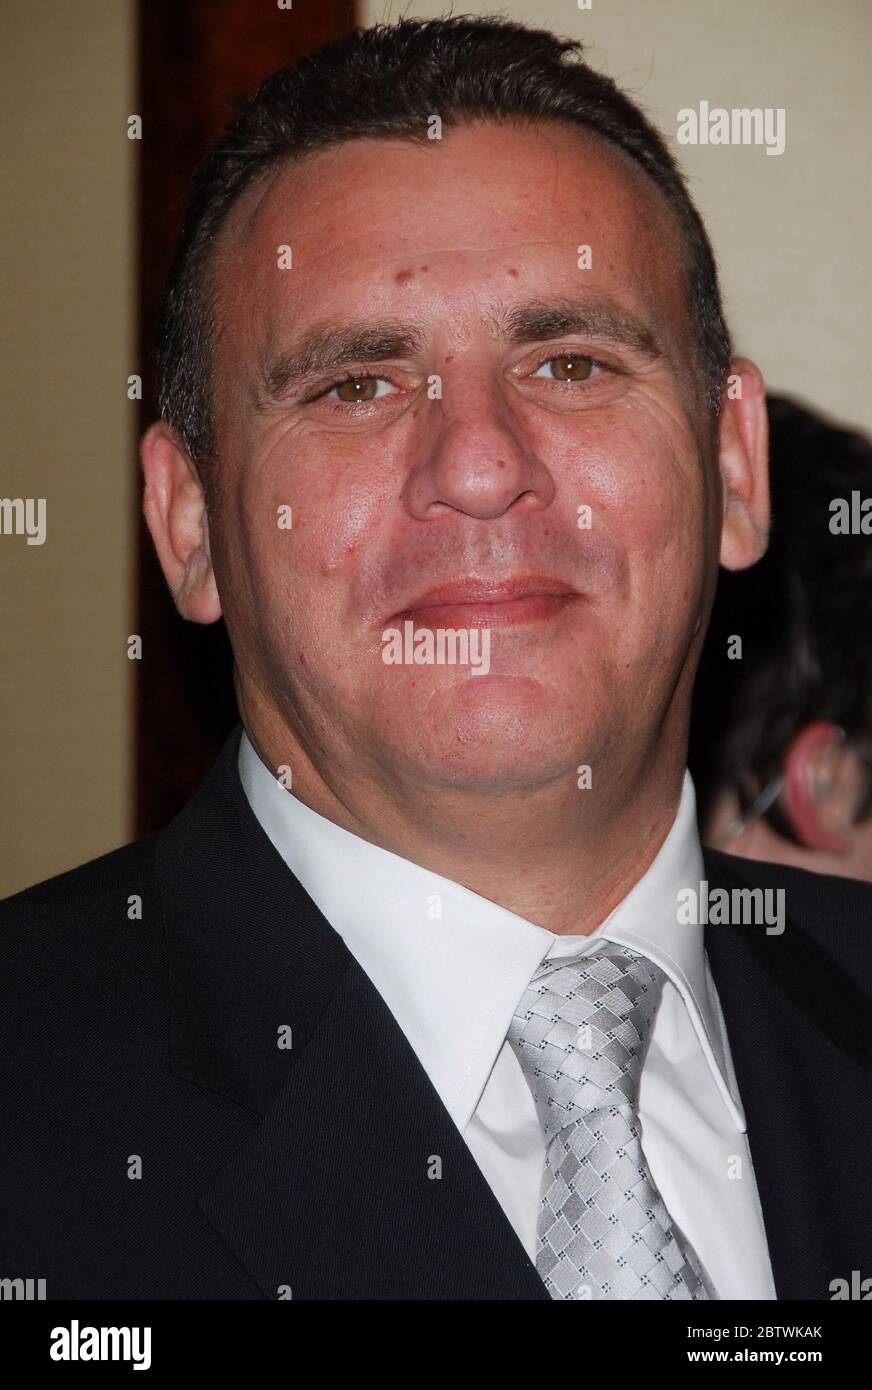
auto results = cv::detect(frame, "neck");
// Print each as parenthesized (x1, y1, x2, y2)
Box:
(240, 691, 687, 937)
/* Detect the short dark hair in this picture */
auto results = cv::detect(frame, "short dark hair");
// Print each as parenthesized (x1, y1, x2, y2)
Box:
(690, 396, 872, 834)
(155, 14, 732, 483)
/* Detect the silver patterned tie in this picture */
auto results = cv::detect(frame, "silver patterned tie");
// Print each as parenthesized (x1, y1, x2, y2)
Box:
(507, 943, 712, 1300)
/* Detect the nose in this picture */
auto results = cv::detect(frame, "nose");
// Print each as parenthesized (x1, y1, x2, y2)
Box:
(402, 375, 556, 521)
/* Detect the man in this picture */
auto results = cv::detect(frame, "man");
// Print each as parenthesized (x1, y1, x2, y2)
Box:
(2, 16, 871, 1302)
(691, 396, 872, 881)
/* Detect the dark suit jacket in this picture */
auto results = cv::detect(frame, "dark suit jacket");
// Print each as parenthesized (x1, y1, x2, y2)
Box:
(2, 724, 871, 1300)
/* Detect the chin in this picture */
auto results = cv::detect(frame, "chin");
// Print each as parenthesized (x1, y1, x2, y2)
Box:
(383, 674, 593, 791)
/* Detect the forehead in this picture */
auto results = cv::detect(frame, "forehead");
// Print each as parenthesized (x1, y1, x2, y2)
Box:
(212, 119, 688, 372)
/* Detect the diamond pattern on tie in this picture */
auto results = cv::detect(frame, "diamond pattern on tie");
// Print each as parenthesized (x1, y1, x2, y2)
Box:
(507, 945, 711, 1301)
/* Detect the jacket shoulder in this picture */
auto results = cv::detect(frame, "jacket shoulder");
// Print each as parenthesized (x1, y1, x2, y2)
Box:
(0, 833, 162, 985)
(1, 832, 159, 916)
(0, 832, 169, 1135)
(703, 846, 872, 981)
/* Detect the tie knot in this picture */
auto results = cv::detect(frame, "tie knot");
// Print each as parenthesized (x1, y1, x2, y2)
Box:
(507, 944, 664, 1143)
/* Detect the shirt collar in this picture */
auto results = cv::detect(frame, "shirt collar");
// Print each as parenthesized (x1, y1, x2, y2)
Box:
(238, 731, 744, 1135)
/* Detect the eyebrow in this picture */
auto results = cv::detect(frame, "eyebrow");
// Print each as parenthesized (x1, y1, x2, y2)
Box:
(256, 295, 664, 406)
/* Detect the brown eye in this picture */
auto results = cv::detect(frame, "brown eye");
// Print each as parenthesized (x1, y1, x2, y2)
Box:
(539, 354, 595, 381)
(333, 376, 380, 402)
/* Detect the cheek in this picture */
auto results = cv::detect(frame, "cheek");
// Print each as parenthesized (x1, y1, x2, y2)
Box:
(254, 429, 387, 571)
(240, 437, 397, 654)
(543, 410, 703, 552)
(538, 412, 707, 656)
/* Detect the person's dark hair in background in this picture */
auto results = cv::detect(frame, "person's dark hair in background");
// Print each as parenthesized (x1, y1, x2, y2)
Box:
(690, 395, 872, 881)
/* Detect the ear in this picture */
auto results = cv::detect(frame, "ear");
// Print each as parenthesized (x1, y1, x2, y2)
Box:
(140, 421, 222, 624)
(717, 356, 770, 571)
(780, 720, 859, 853)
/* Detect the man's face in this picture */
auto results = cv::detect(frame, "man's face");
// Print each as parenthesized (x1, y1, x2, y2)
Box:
(207, 120, 719, 795)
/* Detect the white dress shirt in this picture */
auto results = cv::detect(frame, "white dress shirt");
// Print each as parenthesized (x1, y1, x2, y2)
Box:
(238, 730, 776, 1299)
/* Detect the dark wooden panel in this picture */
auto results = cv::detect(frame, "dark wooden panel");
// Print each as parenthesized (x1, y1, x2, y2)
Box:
(136, 0, 356, 835)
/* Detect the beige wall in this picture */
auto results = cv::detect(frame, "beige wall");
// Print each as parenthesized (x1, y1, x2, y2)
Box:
(363, 0, 872, 435)
(0, 0, 135, 895)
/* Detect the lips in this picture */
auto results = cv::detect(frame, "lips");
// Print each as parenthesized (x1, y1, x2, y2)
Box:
(392, 575, 579, 629)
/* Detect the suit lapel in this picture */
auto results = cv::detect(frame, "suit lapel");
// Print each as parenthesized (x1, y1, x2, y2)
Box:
(198, 957, 547, 1299)
(703, 848, 872, 1299)
(155, 725, 547, 1300)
